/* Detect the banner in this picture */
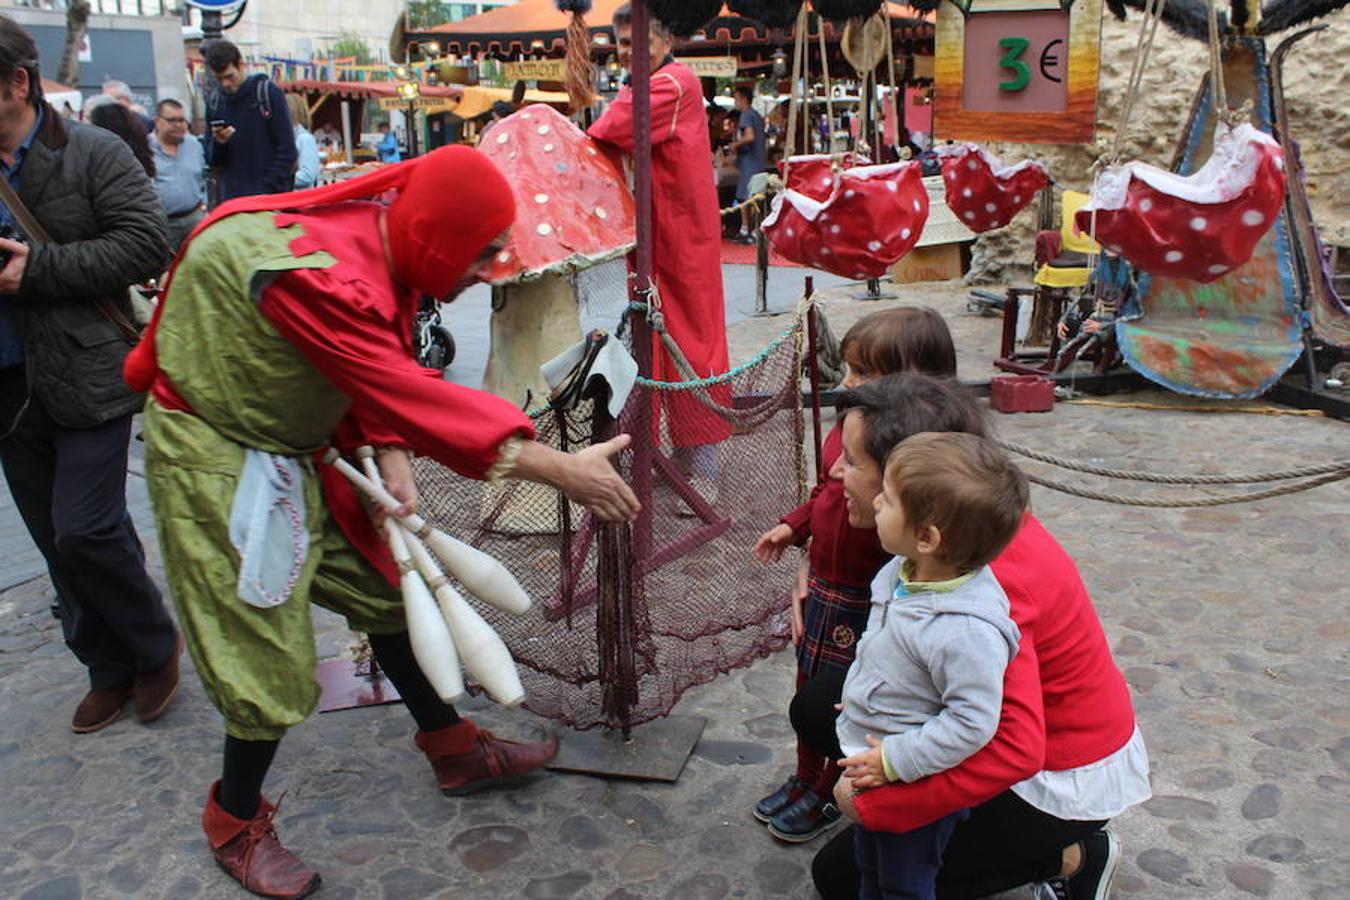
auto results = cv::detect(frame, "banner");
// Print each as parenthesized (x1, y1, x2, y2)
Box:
(377, 96, 457, 113)
(503, 59, 567, 82)
(676, 56, 738, 79)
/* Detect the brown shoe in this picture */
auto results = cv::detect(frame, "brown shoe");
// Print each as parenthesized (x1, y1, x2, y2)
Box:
(202, 781, 320, 899)
(72, 685, 132, 733)
(134, 630, 182, 723)
(415, 720, 559, 796)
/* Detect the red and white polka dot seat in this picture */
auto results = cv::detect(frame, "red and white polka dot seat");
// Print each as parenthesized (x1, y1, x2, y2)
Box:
(935, 145, 1048, 234)
(1077, 123, 1286, 284)
(763, 156, 928, 280)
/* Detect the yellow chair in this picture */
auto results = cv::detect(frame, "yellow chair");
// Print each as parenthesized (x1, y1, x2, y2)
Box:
(1035, 190, 1100, 290)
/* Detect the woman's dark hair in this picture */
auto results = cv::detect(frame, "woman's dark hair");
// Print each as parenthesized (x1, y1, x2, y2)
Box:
(839, 306, 958, 380)
(835, 373, 987, 469)
(0, 17, 43, 110)
(203, 39, 243, 72)
(89, 104, 155, 178)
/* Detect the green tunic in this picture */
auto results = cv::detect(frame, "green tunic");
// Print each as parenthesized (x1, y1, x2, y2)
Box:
(143, 212, 404, 741)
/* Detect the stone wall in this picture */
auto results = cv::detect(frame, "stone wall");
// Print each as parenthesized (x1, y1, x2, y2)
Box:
(964, 8, 1350, 283)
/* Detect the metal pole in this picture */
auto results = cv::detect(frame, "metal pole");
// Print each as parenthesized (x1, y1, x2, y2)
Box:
(340, 99, 354, 165)
(804, 276, 824, 484)
(629, 0, 654, 563)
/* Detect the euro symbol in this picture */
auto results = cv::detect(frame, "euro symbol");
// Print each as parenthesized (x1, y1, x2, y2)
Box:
(1040, 39, 1064, 83)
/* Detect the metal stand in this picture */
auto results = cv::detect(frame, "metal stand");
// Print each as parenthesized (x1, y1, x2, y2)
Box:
(853, 276, 896, 302)
(547, 715, 707, 782)
(752, 228, 775, 316)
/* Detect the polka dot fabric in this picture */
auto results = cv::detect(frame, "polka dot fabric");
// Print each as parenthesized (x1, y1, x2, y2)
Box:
(478, 104, 636, 284)
(1077, 123, 1287, 284)
(937, 145, 1048, 234)
(763, 159, 928, 280)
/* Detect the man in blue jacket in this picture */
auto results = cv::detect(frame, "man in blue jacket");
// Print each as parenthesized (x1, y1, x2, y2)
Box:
(203, 40, 296, 202)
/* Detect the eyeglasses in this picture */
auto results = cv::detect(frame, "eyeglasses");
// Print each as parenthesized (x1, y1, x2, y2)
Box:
(158, 116, 188, 124)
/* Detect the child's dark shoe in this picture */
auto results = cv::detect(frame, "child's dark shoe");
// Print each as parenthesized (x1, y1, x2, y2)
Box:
(767, 788, 842, 843)
(754, 775, 808, 823)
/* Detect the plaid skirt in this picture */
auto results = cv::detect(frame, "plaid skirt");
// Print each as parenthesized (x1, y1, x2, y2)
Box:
(796, 572, 871, 677)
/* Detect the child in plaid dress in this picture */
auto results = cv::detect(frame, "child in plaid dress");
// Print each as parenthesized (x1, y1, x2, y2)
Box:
(751, 307, 959, 842)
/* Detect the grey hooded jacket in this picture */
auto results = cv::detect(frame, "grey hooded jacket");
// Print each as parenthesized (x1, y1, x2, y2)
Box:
(836, 557, 1021, 785)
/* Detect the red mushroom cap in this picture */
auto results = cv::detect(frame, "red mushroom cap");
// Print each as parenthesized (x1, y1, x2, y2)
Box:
(479, 104, 636, 285)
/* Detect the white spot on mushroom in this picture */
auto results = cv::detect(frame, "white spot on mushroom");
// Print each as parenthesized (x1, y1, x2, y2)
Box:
(868, 241, 882, 251)
(556, 163, 568, 173)
(497, 251, 511, 263)
(989, 220, 1002, 228)
(1208, 264, 1228, 274)
(963, 211, 976, 221)
(822, 177, 833, 187)
(901, 228, 911, 239)
(830, 224, 841, 234)
(845, 190, 856, 199)
(821, 247, 831, 255)
(946, 170, 956, 180)
(1013, 194, 1021, 204)
(887, 182, 898, 193)
(967, 159, 978, 170)
(1241, 210, 1264, 227)
(1189, 216, 1207, 231)
(496, 133, 510, 144)
(786, 227, 795, 237)
(913, 199, 922, 212)
(587, 147, 597, 156)
(538, 223, 554, 236)
(1274, 157, 1284, 170)
(537, 125, 550, 135)
(535, 193, 549, 204)
(962, 187, 973, 198)
(543, 143, 555, 152)
(522, 112, 532, 119)
(594, 207, 608, 220)
(1139, 198, 1153, 212)
(1165, 250, 1183, 262)
(985, 202, 998, 213)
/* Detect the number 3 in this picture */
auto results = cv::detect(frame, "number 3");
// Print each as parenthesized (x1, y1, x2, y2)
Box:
(997, 37, 1031, 92)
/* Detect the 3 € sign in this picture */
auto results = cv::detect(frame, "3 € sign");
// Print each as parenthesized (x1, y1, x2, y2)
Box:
(934, 0, 1102, 145)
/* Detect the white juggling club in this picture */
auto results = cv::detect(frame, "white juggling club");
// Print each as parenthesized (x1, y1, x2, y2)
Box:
(385, 519, 465, 703)
(326, 448, 533, 615)
(403, 534, 527, 707)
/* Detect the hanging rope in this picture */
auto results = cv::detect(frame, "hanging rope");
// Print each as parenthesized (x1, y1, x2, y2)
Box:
(785, 2, 810, 166)
(1106, 0, 1167, 166)
(562, 5, 596, 113)
(1205, 0, 1238, 127)
(818, 20, 836, 154)
(1022, 469, 1349, 508)
(999, 440, 1350, 484)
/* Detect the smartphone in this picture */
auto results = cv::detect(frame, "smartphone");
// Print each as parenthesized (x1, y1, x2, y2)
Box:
(209, 119, 228, 129)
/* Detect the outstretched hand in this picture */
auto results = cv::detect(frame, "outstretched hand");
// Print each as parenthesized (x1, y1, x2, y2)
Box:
(564, 434, 640, 522)
(753, 523, 794, 563)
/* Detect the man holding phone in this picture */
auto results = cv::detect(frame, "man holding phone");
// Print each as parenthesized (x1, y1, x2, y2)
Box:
(202, 40, 296, 202)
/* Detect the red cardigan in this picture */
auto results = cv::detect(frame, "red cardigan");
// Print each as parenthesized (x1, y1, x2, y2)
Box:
(780, 425, 891, 588)
(853, 513, 1138, 832)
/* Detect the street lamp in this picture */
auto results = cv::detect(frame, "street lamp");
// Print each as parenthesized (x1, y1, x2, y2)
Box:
(395, 71, 421, 158)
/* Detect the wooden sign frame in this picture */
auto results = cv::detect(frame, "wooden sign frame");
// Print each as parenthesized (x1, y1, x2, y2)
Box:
(934, 0, 1102, 144)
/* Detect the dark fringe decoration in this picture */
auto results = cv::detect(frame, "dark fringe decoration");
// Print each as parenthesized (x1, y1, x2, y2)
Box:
(647, 0, 725, 37)
(726, 0, 806, 30)
(554, 0, 592, 12)
(1232, 0, 1250, 31)
(1259, 0, 1348, 34)
(812, 0, 885, 21)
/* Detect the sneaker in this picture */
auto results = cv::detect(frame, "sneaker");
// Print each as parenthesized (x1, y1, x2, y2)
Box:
(767, 788, 842, 843)
(753, 775, 808, 824)
(72, 685, 132, 733)
(1068, 829, 1121, 900)
(1032, 879, 1070, 900)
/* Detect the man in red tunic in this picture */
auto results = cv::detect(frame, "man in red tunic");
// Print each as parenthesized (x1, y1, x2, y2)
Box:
(589, 4, 731, 504)
(126, 147, 640, 899)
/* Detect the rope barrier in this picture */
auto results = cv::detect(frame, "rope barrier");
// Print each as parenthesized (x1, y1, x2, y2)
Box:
(720, 192, 770, 217)
(998, 440, 1350, 485)
(1063, 398, 1326, 416)
(1023, 469, 1350, 508)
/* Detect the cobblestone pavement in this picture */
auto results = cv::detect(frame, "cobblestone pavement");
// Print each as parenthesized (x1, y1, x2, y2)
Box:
(1, 275, 1347, 900)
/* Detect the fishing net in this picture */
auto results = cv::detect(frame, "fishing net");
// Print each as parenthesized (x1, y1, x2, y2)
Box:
(413, 266, 807, 730)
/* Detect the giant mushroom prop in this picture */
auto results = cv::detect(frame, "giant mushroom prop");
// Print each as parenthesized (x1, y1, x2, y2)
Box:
(479, 103, 637, 409)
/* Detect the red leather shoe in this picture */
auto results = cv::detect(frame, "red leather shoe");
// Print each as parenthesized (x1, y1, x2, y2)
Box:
(415, 720, 559, 796)
(202, 781, 320, 899)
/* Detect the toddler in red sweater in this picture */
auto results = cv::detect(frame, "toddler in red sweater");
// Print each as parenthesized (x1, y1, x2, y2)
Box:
(751, 307, 958, 842)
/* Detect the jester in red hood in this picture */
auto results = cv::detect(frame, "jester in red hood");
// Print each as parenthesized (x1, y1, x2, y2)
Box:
(588, 4, 732, 503)
(127, 146, 638, 899)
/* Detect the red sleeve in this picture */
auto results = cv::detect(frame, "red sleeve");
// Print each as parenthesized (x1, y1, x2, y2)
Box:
(852, 624, 1047, 832)
(258, 268, 535, 479)
(780, 481, 825, 543)
(587, 70, 689, 152)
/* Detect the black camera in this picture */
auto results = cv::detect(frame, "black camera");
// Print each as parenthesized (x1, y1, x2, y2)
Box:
(0, 222, 27, 272)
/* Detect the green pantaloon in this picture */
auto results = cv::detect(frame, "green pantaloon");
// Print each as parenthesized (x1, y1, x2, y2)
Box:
(143, 400, 406, 741)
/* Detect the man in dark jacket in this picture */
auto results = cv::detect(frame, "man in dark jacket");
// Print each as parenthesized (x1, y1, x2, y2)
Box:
(0, 16, 180, 734)
(203, 40, 297, 201)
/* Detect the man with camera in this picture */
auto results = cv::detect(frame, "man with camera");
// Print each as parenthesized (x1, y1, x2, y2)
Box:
(0, 16, 179, 734)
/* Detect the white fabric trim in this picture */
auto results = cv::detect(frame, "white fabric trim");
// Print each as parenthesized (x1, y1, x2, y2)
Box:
(1011, 726, 1153, 821)
(655, 71, 682, 142)
(932, 143, 1046, 180)
(1085, 123, 1281, 212)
